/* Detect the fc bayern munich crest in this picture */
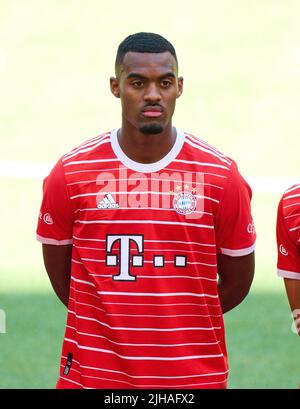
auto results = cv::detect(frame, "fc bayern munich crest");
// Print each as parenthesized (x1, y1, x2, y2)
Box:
(173, 190, 197, 215)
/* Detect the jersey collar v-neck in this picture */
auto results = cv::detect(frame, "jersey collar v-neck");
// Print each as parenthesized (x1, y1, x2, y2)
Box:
(110, 128, 185, 173)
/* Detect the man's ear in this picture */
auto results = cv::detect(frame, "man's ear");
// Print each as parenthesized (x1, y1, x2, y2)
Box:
(110, 77, 120, 98)
(177, 76, 183, 98)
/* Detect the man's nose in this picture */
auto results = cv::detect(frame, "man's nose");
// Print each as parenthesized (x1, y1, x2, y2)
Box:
(144, 83, 161, 102)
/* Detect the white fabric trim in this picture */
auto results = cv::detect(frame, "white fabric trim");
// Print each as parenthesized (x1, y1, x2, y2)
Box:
(285, 184, 300, 194)
(277, 269, 300, 280)
(36, 234, 73, 245)
(220, 243, 256, 257)
(110, 128, 185, 173)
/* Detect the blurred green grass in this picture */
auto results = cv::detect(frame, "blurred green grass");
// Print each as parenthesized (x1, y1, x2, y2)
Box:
(225, 291, 299, 389)
(0, 292, 66, 389)
(1, 0, 300, 389)
(0, 290, 298, 389)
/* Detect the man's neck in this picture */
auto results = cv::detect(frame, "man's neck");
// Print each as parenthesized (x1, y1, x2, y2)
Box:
(117, 124, 177, 164)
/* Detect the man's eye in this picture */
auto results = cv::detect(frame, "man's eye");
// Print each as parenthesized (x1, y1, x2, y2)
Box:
(132, 81, 143, 88)
(161, 80, 172, 87)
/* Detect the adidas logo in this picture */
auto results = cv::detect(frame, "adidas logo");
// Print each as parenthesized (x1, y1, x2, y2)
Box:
(97, 193, 119, 209)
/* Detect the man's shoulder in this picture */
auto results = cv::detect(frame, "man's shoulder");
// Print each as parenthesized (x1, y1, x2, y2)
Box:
(182, 130, 233, 169)
(60, 130, 112, 165)
(279, 184, 300, 242)
(280, 183, 300, 216)
(282, 184, 300, 199)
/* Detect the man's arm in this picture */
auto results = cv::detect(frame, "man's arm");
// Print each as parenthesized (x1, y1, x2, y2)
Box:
(284, 278, 300, 336)
(42, 244, 72, 308)
(217, 252, 255, 313)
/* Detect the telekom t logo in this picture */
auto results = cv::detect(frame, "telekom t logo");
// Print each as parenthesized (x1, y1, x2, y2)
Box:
(106, 235, 144, 281)
(106, 234, 188, 281)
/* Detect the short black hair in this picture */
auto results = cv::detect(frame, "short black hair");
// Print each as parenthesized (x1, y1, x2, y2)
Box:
(115, 32, 178, 76)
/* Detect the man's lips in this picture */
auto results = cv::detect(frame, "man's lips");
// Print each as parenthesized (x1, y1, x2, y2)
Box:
(142, 111, 163, 117)
(141, 106, 164, 118)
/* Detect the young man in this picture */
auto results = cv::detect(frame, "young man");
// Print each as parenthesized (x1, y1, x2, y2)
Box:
(276, 184, 300, 336)
(37, 32, 256, 389)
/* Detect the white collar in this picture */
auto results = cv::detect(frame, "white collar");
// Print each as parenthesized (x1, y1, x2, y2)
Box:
(110, 128, 185, 173)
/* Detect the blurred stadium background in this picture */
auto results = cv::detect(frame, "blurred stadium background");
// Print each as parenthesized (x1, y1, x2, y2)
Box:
(0, 0, 299, 388)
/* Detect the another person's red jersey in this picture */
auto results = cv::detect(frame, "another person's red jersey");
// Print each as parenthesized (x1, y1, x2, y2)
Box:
(277, 184, 300, 279)
(37, 129, 256, 389)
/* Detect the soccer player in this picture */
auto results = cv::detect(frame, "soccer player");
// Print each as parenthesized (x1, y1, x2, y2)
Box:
(276, 185, 300, 336)
(36, 32, 256, 389)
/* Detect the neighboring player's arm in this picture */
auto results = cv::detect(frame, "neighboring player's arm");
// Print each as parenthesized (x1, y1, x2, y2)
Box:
(42, 244, 72, 308)
(276, 195, 300, 336)
(217, 252, 255, 313)
(284, 278, 300, 335)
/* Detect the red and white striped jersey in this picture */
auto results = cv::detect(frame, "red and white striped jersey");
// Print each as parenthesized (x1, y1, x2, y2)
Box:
(36, 128, 256, 389)
(277, 184, 300, 280)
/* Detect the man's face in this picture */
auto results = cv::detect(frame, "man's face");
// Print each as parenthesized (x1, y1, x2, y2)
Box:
(110, 51, 183, 135)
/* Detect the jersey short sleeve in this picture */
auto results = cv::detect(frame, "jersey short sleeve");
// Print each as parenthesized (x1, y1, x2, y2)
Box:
(36, 158, 74, 245)
(215, 160, 256, 257)
(276, 193, 300, 280)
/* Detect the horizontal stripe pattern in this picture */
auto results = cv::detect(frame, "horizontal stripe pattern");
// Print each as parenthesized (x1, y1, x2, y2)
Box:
(67, 310, 222, 332)
(96, 291, 218, 299)
(36, 129, 257, 389)
(74, 219, 215, 229)
(62, 134, 110, 162)
(64, 337, 223, 359)
(61, 354, 228, 379)
(64, 328, 221, 347)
